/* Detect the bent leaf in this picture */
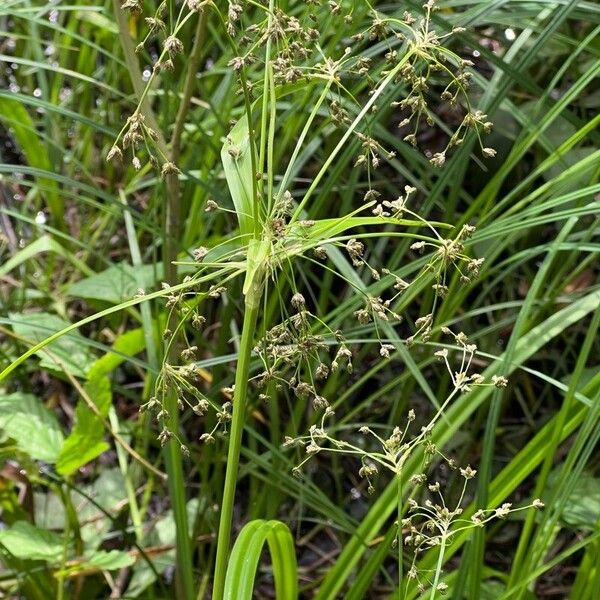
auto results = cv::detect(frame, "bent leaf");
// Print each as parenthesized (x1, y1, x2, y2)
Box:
(224, 519, 297, 600)
(68, 263, 162, 304)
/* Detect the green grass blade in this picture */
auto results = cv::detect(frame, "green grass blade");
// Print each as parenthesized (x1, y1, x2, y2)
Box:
(224, 519, 298, 600)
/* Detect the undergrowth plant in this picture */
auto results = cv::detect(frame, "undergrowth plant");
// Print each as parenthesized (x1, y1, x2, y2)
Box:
(0, 0, 599, 598)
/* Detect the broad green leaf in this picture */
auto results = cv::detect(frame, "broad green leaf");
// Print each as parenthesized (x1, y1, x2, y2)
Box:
(76, 469, 127, 551)
(34, 491, 66, 530)
(0, 392, 64, 462)
(0, 521, 63, 562)
(546, 471, 600, 531)
(78, 549, 135, 571)
(56, 375, 112, 476)
(10, 312, 95, 378)
(55, 432, 108, 478)
(221, 116, 255, 237)
(89, 326, 147, 379)
(67, 263, 162, 304)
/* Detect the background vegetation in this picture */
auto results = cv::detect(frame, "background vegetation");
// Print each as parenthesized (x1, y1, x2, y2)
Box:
(0, 0, 599, 598)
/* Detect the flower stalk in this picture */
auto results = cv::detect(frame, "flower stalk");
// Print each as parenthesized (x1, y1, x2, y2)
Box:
(213, 286, 263, 600)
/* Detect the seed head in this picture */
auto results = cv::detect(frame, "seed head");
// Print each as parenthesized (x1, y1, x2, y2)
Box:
(492, 375, 508, 388)
(460, 465, 477, 480)
(161, 161, 181, 178)
(121, 0, 142, 15)
(291, 293, 305, 310)
(164, 35, 184, 55)
(106, 145, 123, 163)
(193, 247, 208, 261)
(430, 152, 446, 167)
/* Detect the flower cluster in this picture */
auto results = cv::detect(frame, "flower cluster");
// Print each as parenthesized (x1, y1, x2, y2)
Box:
(402, 463, 543, 596)
(110, 0, 496, 178)
(253, 291, 351, 412)
(289, 329, 509, 480)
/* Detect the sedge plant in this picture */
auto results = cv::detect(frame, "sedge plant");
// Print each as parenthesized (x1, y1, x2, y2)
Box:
(109, 0, 528, 597)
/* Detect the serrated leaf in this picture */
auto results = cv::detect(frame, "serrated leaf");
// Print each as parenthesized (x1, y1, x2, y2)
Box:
(0, 392, 64, 462)
(0, 521, 63, 561)
(10, 312, 95, 378)
(56, 375, 112, 476)
(67, 263, 162, 304)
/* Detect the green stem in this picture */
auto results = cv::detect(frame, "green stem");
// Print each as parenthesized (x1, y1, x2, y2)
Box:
(276, 80, 332, 205)
(164, 14, 211, 600)
(213, 292, 261, 600)
(430, 532, 447, 600)
(397, 474, 403, 593)
(164, 394, 196, 600)
(291, 50, 413, 222)
(258, 0, 275, 184)
(161, 204, 193, 600)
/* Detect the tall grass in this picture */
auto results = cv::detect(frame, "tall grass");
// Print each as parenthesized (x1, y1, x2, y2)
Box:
(0, 0, 599, 598)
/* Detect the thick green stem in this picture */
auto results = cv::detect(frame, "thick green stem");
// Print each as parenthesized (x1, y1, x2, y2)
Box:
(213, 292, 262, 600)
